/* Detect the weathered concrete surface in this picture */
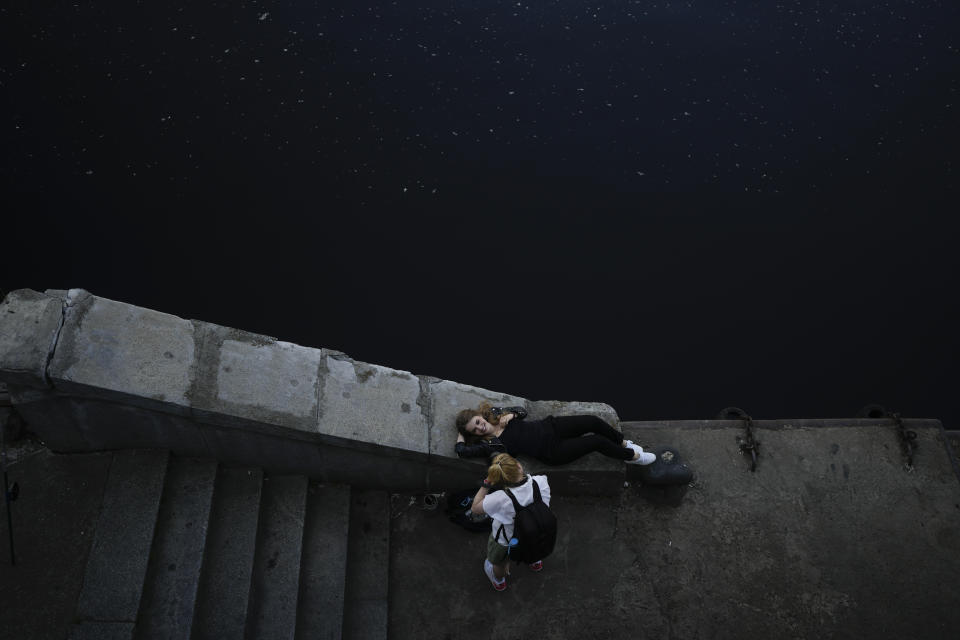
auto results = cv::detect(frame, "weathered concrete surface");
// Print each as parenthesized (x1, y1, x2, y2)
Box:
(0, 289, 63, 388)
(389, 420, 960, 639)
(319, 355, 426, 452)
(529, 399, 621, 429)
(190, 321, 323, 434)
(49, 292, 196, 415)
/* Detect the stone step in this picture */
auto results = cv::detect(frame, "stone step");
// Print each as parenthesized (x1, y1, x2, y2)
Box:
(244, 474, 308, 640)
(191, 466, 264, 640)
(134, 457, 217, 640)
(294, 483, 352, 640)
(73, 450, 169, 639)
(341, 490, 390, 640)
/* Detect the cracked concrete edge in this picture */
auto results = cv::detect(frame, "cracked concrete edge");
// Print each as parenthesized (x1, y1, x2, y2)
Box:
(41, 289, 73, 387)
(0, 289, 77, 389)
(417, 375, 439, 458)
(47, 289, 96, 387)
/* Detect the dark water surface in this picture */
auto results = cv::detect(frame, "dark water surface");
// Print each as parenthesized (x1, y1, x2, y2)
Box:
(3, 2, 957, 426)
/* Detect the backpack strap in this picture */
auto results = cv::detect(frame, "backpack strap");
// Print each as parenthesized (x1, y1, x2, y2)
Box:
(501, 488, 522, 546)
(530, 478, 542, 503)
(503, 487, 522, 514)
(495, 522, 507, 545)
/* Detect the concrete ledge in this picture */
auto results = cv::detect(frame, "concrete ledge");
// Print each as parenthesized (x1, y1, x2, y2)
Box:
(623, 418, 945, 430)
(0, 289, 64, 388)
(621, 418, 950, 487)
(0, 289, 627, 494)
(319, 354, 426, 453)
(12, 289, 945, 498)
(49, 291, 196, 416)
(520, 453, 624, 497)
(190, 321, 323, 434)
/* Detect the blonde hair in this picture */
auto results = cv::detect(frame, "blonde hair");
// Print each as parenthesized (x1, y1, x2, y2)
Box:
(486, 453, 524, 486)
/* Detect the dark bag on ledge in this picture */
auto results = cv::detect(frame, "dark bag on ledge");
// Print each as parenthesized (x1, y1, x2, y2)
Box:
(445, 488, 492, 533)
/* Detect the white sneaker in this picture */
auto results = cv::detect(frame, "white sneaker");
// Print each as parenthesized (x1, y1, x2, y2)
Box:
(483, 559, 506, 591)
(625, 442, 643, 456)
(626, 444, 657, 465)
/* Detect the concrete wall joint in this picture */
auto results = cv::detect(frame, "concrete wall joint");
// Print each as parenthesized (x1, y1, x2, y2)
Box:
(416, 375, 437, 460)
(41, 294, 69, 388)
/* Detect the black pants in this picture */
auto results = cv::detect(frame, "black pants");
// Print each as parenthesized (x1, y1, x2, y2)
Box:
(543, 415, 632, 465)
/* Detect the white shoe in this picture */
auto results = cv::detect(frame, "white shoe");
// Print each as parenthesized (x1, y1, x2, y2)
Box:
(483, 559, 506, 591)
(626, 444, 657, 465)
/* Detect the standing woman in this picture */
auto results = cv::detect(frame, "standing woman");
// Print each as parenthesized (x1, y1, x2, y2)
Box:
(471, 453, 549, 591)
(455, 402, 656, 466)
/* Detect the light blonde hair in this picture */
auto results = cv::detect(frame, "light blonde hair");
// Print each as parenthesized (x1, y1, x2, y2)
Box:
(486, 453, 524, 486)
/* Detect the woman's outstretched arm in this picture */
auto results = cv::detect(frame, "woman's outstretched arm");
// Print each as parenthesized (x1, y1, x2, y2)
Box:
(454, 436, 506, 458)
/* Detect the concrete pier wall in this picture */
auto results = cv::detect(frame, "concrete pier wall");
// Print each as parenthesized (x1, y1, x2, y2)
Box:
(0, 289, 623, 493)
(2, 289, 955, 495)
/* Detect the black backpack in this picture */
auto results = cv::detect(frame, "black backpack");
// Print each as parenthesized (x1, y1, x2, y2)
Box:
(497, 478, 557, 563)
(445, 488, 492, 533)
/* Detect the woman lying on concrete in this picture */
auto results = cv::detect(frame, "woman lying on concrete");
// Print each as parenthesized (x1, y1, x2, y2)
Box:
(471, 453, 550, 591)
(455, 402, 655, 466)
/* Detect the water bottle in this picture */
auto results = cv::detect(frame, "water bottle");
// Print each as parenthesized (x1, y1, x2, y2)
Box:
(507, 537, 519, 557)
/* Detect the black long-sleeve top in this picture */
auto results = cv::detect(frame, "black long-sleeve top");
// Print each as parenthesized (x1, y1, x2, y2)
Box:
(454, 417, 557, 460)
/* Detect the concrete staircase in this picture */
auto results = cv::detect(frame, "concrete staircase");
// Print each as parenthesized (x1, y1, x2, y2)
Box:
(68, 450, 388, 640)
